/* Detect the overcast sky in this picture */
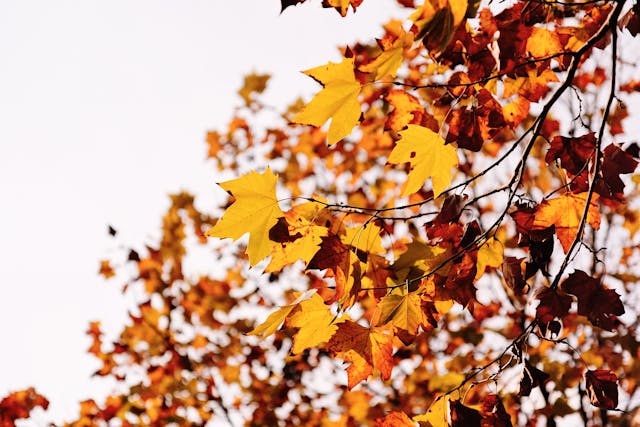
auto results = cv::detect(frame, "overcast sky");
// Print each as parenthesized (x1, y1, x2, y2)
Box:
(0, 1, 403, 423)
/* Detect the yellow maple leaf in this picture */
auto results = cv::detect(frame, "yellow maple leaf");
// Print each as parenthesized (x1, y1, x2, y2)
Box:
(287, 292, 342, 354)
(392, 239, 451, 282)
(475, 237, 504, 279)
(376, 290, 426, 335)
(414, 396, 449, 426)
(265, 214, 328, 273)
(292, 57, 361, 145)
(388, 125, 458, 197)
(206, 168, 283, 266)
(342, 223, 385, 254)
(533, 193, 600, 253)
(359, 37, 406, 81)
(248, 289, 316, 337)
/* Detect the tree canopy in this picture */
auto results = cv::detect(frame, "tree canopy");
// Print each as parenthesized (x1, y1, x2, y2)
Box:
(5, 0, 640, 426)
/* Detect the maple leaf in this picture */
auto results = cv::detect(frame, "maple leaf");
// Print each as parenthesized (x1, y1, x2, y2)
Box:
(292, 57, 362, 145)
(533, 193, 601, 252)
(308, 234, 361, 306)
(503, 97, 530, 128)
(392, 238, 452, 282)
(374, 411, 415, 426)
(342, 223, 385, 254)
(287, 291, 343, 354)
(248, 290, 316, 337)
(375, 290, 427, 334)
(585, 370, 618, 409)
(475, 237, 503, 279)
(445, 89, 506, 152)
(327, 321, 394, 389)
(414, 396, 449, 426)
(98, 259, 115, 279)
(526, 27, 563, 58)
(265, 214, 328, 272)
(384, 89, 429, 131)
(206, 168, 284, 266)
(503, 68, 559, 102)
(535, 286, 572, 324)
(545, 133, 596, 176)
(360, 36, 408, 81)
(561, 270, 624, 331)
(388, 124, 458, 197)
(412, 0, 468, 52)
(597, 144, 639, 203)
(238, 73, 270, 106)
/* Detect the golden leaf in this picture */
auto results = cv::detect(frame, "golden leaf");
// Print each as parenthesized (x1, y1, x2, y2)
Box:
(265, 215, 328, 272)
(359, 37, 406, 81)
(376, 290, 426, 334)
(287, 292, 342, 354)
(475, 237, 504, 279)
(238, 73, 270, 105)
(248, 290, 316, 337)
(414, 396, 449, 426)
(388, 124, 458, 197)
(206, 168, 283, 266)
(342, 223, 385, 254)
(526, 27, 563, 58)
(533, 193, 601, 252)
(292, 57, 361, 145)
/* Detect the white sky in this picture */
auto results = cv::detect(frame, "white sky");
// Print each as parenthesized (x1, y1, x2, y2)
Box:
(0, 1, 403, 423)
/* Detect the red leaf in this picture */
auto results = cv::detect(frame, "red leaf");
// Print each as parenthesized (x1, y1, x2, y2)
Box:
(596, 144, 639, 204)
(585, 370, 618, 409)
(535, 287, 572, 324)
(545, 133, 596, 176)
(561, 270, 624, 331)
(519, 361, 550, 397)
(450, 400, 482, 427)
(480, 395, 513, 427)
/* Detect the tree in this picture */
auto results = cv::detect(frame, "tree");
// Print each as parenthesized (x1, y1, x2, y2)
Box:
(5, 0, 640, 425)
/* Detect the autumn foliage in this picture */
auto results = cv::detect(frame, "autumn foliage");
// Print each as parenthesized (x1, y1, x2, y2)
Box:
(9, 0, 640, 426)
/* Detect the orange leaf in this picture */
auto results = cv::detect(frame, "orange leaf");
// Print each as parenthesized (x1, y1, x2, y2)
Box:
(327, 321, 394, 389)
(533, 193, 600, 252)
(526, 27, 563, 58)
(375, 411, 415, 426)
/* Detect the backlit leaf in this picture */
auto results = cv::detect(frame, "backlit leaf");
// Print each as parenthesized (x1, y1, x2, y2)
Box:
(533, 193, 600, 252)
(414, 396, 449, 426)
(207, 168, 284, 265)
(248, 290, 317, 337)
(475, 237, 503, 279)
(585, 370, 618, 409)
(360, 37, 406, 81)
(292, 57, 361, 145)
(327, 321, 394, 389)
(376, 290, 426, 334)
(388, 124, 458, 197)
(287, 292, 343, 354)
